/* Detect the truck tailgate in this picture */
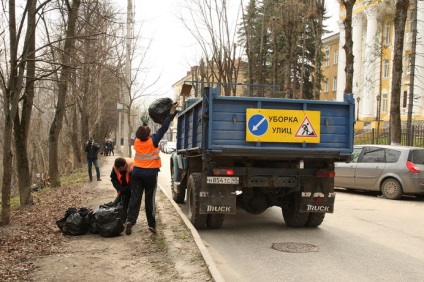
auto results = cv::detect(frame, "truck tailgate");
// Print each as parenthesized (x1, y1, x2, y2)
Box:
(176, 88, 354, 160)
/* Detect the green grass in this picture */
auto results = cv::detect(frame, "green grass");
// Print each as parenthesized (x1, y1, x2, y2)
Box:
(0, 196, 23, 210)
(60, 168, 87, 186)
(0, 168, 87, 210)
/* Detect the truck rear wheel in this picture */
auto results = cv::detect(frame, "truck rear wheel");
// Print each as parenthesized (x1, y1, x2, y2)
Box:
(206, 214, 225, 229)
(305, 213, 325, 227)
(282, 193, 309, 227)
(171, 163, 185, 203)
(187, 173, 207, 229)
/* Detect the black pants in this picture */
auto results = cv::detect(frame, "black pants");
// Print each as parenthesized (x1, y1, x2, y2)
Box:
(126, 173, 157, 228)
(121, 192, 131, 222)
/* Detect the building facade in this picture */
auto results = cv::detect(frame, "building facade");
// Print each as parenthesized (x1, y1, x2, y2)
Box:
(322, 0, 424, 130)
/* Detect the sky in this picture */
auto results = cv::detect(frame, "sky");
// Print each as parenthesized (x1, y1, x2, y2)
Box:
(120, 0, 340, 101)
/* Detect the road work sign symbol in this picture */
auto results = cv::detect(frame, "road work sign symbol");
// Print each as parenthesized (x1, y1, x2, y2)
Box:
(295, 116, 318, 138)
(246, 109, 320, 143)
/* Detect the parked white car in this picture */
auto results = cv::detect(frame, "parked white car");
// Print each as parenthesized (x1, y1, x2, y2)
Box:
(164, 141, 176, 154)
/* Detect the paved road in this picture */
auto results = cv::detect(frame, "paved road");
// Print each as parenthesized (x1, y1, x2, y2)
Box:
(158, 153, 424, 282)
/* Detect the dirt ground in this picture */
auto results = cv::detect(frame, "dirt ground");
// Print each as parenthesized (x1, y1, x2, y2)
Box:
(0, 156, 212, 281)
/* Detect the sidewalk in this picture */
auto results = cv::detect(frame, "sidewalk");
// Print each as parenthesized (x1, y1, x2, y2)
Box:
(31, 154, 220, 281)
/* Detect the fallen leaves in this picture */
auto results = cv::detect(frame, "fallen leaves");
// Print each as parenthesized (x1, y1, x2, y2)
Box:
(0, 184, 92, 281)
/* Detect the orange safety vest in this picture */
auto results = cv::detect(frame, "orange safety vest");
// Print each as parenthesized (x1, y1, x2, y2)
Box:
(133, 138, 161, 168)
(113, 157, 134, 186)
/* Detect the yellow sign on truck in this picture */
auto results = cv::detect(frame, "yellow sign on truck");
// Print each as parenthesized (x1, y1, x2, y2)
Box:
(246, 109, 320, 143)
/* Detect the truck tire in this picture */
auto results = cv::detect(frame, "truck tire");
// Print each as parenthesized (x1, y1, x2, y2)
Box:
(305, 213, 325, 227)
(206, 214, 225, 229)
(171, 163, 185, 203)
(187, 173, 207, 229)
(282, 193, 309, 227)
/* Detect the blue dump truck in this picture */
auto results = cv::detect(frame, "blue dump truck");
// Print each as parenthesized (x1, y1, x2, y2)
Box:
(171, 86, 355, 229)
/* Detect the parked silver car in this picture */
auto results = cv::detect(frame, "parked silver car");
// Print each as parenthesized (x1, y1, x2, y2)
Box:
(335, 144, 424, 199)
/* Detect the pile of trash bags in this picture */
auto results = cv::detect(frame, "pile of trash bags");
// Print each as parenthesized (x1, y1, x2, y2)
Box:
(56, 196, 124, 237)
(148, 98, 174, 124)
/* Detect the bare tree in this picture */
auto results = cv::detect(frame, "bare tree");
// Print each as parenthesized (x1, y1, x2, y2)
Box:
(406, 0, 417, 145)
(48, 0, 81, 187)
(339, 0, 356, 95)
(1, 0, 46, 223)
(13, 0, 54, 206)
(12, 0, 37, 205)
(390, 0, 411, 145)
(179, 0, 243, 96)
(1, 0, 21, 224)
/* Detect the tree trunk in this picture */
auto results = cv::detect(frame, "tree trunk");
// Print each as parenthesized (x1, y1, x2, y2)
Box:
(1, 114, 13, 225)
(71, 104, 82, 167)
(48, 0, 81, 187)
(390, 0, 410, 145)
(13, 0, 37, 206)
(341, 0, 356, 95)
(2, 0, 21, 225)
(312, 0, 325, 100)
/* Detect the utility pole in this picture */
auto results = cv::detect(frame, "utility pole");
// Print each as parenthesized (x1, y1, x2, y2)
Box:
(123, 0, 133, 156)
(407, 0, 417, 146)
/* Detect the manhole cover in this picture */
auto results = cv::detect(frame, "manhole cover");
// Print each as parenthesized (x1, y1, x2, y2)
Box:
(272, 242, 318, 253)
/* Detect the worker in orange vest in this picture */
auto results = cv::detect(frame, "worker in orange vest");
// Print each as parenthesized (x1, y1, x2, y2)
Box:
(125, 103, 178, 236)
(110, 157, 134, 222)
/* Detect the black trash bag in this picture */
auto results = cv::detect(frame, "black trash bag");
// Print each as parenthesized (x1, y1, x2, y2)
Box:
(148, 98, 174, 124)
(89, 204, 124, 237)
(56, 207, 78, 231)
(61, 207, 91, 236)
(99, 194, 121, 209)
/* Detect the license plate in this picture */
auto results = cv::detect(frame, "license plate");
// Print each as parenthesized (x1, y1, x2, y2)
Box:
(206, 177, 239, 184)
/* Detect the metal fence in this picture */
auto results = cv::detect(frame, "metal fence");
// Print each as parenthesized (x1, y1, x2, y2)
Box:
(354, 125, 424, 147)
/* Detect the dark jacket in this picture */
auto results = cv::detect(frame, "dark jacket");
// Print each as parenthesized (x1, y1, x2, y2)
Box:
(110, 168, 131, 195)
(85, 142, 100, 159)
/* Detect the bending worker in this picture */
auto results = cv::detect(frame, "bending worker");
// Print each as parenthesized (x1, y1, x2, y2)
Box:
(110, 157, 133, 221)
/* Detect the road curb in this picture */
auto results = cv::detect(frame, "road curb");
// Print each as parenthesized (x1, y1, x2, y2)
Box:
(159, 186, 225, 282)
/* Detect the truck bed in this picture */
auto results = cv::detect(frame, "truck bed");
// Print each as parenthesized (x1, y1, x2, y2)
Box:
(176, 87, 355, 160)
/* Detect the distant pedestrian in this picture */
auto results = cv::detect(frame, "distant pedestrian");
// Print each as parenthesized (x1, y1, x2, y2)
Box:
(107, 139, 114, 156)
(124, 103, 178, 235)
(85, 137, 101, 181)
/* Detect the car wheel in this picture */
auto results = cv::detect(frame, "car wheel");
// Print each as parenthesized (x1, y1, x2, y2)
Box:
(381, 178, 403, 200)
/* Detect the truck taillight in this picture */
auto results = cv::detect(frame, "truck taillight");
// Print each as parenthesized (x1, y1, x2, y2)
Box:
(213, 168, 234, 176)
(316, 170, 335, 178)
(407, 161, 420, 173)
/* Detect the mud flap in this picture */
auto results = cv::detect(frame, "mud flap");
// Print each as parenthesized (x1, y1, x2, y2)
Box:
(199, 184, 236, 214)
(299, 192, 335, 213)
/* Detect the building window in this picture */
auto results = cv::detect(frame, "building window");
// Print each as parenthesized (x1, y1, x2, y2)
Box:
(381, 93, 387, 113)
(384, 22, 391, 45)
(407, 55, 412, 74)
(383, 60, 389, 78)
(403, 91, 407, 108)
(334, 50, 338, 65)
(332, 76, 337, 91)
(325, 51, 330, 67)
(324, 80, 328, 92)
